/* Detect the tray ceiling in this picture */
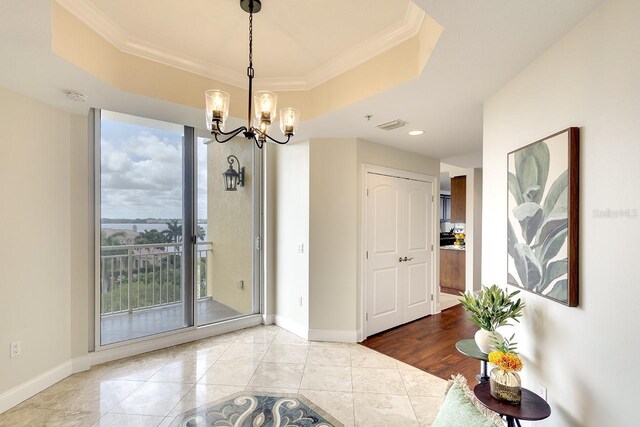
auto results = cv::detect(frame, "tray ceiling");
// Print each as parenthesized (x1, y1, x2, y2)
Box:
(56, 0, 424, 90)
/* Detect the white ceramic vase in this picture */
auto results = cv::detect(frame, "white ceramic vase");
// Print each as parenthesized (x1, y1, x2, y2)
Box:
(474, 329, 504, 354)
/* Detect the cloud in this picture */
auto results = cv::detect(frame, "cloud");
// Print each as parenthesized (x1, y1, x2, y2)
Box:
(100, 121, 214, 220)
(101, 128, 184, 218)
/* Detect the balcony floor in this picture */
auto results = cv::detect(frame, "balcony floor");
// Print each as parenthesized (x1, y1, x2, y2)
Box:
(100, 298, 241, 346)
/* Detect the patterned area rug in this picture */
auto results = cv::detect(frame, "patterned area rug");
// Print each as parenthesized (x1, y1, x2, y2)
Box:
(169, 392, 343, 427)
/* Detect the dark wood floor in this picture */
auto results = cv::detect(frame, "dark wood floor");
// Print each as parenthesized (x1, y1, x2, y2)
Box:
(361, 305, 479, 385)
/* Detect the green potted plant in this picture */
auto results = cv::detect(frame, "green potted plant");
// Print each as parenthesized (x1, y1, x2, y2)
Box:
(459, 285, 524, 354)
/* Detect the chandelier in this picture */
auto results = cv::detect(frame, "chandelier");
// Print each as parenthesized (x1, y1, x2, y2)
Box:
(205, 0, 300, 148)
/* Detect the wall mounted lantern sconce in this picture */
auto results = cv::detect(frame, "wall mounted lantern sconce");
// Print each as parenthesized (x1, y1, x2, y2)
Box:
(223, 155, 244, 191)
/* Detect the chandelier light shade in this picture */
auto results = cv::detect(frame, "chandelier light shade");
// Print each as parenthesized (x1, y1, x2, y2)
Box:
(254, 91, 277, 124)
(204, 0, 299, 148)
(280, 108, 300, 136)
(205, 90, 230, 124)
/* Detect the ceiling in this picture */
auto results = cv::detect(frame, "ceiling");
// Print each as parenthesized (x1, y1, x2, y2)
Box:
(0, 0, 606, 167)
(58, 0, 422, 89)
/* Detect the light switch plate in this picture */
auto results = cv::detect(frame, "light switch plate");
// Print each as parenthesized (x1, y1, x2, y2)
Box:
(297, 244, 304, 253)
(10, 341, 21, 358)
(534, 383, 547, 401)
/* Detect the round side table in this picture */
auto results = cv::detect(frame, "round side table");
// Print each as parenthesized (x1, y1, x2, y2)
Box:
(455, 339, 490, 382)
(473, 382, 551, 427)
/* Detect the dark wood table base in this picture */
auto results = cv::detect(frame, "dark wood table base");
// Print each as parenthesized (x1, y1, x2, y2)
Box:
(473, 382, 551, 426)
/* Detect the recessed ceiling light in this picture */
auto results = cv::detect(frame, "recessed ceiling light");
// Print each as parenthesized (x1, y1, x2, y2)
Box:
(408, 130, 424, 136)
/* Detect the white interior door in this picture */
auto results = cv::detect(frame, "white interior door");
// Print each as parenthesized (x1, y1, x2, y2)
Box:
(366, 172, 433, 336)
(366, 174, 404, 335)
(402, 179, 433, 323)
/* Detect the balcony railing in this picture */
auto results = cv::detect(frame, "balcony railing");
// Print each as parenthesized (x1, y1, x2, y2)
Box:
(100, 242, 212, 315)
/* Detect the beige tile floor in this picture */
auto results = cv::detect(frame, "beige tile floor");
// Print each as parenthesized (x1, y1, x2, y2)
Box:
(0, 325, 447, 427)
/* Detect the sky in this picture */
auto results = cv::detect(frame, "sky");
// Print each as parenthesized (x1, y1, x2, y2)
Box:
(100, 114, 208, 220)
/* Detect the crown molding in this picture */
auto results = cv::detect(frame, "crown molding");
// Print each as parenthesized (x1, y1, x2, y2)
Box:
(55, 0, 425, 91)
(304, 2, 425, 88)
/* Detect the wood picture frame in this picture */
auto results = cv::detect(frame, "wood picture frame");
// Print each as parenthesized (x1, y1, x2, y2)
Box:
(506, 127, 579, 307)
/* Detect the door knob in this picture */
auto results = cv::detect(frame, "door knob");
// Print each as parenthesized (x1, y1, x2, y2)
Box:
(399, 256, 414, 262)
(399, 257, 404, 262)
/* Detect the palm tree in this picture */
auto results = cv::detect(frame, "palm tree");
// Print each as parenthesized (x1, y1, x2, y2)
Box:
(162, 219, 182, 243)
(135, 229, 168, 245)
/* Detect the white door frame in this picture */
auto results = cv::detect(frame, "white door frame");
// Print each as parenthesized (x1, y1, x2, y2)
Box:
(360, 164, 438, 340)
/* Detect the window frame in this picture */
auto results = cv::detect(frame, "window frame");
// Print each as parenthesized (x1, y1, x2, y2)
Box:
(92, 108, 263, 352)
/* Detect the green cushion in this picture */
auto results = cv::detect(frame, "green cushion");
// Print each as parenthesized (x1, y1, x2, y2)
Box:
(432, 375, 503, 427)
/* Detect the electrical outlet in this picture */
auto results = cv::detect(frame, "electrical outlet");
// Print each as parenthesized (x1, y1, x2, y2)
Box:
(10, 341, 21, 358)
(534, 383, 547, 401)
(297, 244, 304, 254)
(298, 296, 303, 306)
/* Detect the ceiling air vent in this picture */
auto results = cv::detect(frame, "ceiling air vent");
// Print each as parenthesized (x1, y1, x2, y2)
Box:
(377, 119, 407, 131)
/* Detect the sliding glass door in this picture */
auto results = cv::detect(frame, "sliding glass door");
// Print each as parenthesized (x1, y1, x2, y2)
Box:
(196, 134, 259, 326)
(96, 110, 261, 348)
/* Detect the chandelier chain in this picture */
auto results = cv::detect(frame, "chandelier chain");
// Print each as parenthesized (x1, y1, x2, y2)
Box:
(248, 11, 254, 74)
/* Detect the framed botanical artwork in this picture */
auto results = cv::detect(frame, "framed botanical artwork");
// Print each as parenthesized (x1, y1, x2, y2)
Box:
(507, 127, 579, 306)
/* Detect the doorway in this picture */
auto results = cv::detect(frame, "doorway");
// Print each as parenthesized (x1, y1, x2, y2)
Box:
(363, 166, 437, 337)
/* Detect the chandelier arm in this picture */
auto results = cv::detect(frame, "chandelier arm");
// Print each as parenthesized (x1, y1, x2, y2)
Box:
(251, 134, 263, 149)
(214, 127, 247, 143)
(215, 125, 248, 137)
(264, 133, 292, 145)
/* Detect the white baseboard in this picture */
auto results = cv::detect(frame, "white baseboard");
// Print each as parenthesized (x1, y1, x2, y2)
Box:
(71, 355, 91, 373)
(308, 328, 359, 343)
(274, 315, 308, 340)
(272, 317, 360, 343)
(0, 360, 72, 414)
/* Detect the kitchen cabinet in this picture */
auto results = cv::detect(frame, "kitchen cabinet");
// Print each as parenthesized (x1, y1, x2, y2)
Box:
(451, 176, 466, 223)
(440, 195, 451, 221)
(440, 248, 465, 294)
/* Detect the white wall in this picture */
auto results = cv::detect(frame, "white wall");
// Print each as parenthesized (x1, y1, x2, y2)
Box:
(273, 141, 310, 336)
(308, 139, 358, 336)
(0, 87, 73, 394)
(483, 0, 640, 425)
(0, 87, 92, 412)
(272, 138, 440, 340)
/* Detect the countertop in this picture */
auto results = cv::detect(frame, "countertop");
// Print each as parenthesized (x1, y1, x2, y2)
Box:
(440, 245, 466, 251)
